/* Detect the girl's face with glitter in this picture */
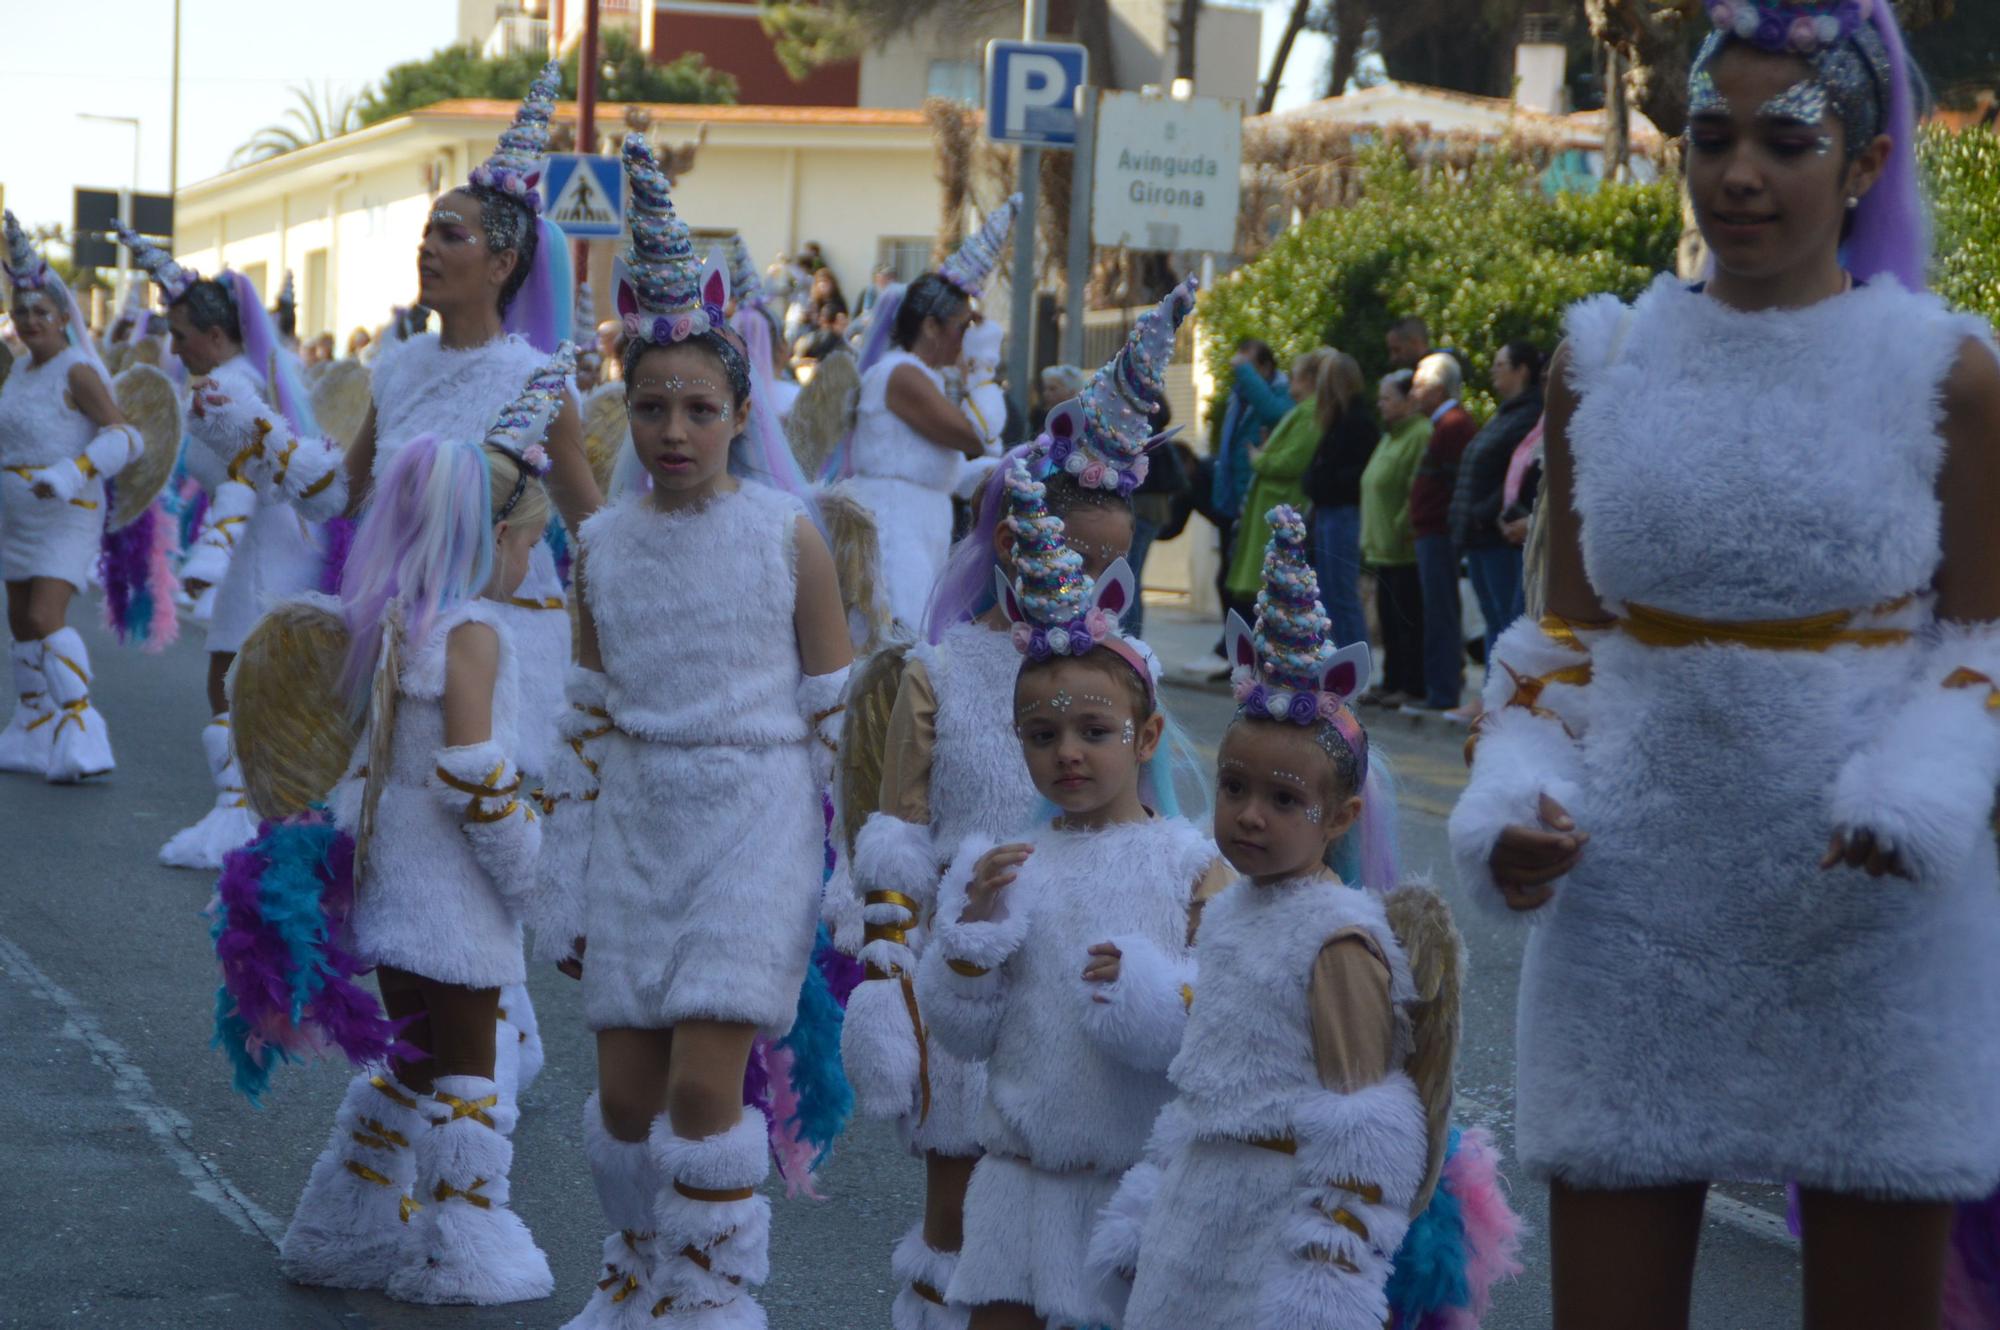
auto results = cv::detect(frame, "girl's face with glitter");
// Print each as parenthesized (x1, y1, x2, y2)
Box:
(417, 190, 517, 315)
(1684, 44, 1890, 287)
(1215, 720, 1361, 884)
(10, 292, 67, 363)
(1014, 655, 1162, 829)
(626, 341, 745, 506)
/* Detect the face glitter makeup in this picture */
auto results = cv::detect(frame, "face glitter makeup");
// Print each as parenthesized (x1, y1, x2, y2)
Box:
(1689, 67, 1729, 119)
(1305, 805, 1323, 824)
(1120, 719, 1135, 745)
(1078, 693, 1118, 711)
(1050, 690, 1074, 713)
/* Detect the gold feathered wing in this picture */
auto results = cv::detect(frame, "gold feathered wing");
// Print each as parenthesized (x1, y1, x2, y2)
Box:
(310, 358, 374, 453)
(1383, 882, 1464, 1211)
(580, 381, 629, 495)
(108, 363, 184, 529)
(354, 610, 404, 888)
(836, 641, 914, 859)
(786, 352, 860, 480)
(815, 483, 893, 655)
(230, 599, 362, 823)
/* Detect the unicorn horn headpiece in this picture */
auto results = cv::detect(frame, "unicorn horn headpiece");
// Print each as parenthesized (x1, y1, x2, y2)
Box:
(114, 220, 200, 303)
(1041, 275, 1196, 497)
(940, 193, 1022, 299)
(725, 233, 765, 309)
(1227, 505, 1371, 758)
(574, 280, 598, 347)
(485, 342, 573, 517)
(615, 133, 727, 345)
(470, 58, 559, 211)
(2, 210, 55, 296)
(992, 456, 1153, 697)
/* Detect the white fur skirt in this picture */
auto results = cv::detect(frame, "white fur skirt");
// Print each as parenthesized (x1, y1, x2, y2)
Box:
(208, 505, 324, 654)
(842, 475, 952, 632)
(1516, 634, 2000, 1198)
(496, 545, 570, 777)
(582, 732, 822, 1036)
(1, 471, 105, 591)
(346, 780, 528, 989)
(949, 1154, 1123, 1326)
(1124, 1139, 1293, 1330)
(901, 1038, 987, 1159)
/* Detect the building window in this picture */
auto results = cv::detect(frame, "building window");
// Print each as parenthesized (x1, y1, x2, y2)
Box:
(241, 262, 268, 301)
(926, 59, 982, 105)
(304, 248, 328, 338)
(877, 237, 934, 284)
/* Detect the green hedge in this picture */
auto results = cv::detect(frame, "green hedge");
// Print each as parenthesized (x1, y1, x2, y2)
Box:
(1198, 147, 1683, 425)
(1924, 125, 2000, 326)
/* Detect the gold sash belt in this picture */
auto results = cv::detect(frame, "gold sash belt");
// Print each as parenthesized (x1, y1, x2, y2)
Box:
(1616, 597, 1913, 651)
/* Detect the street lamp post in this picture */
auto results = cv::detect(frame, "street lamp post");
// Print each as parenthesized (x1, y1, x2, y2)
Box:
(79, 113, 142, 313)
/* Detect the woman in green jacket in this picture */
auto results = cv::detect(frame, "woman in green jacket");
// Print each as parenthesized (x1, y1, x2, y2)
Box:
(1357, 368, 1432, 704)
(1224, 348, 1332, 602)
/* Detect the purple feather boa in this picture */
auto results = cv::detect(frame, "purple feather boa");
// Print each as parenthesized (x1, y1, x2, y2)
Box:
(318, 516, 356, 596)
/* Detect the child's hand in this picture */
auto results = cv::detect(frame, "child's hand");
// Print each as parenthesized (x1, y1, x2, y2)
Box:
(961, 843, 1033, 924)
(1082, 941, 1122, 1001)
(556, 935, 586, 981)
(1489, 792, 1586, 911)
(1819, 829, 1913, 880)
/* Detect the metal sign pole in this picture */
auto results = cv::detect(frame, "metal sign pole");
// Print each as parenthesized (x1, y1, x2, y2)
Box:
(1006, 0, 1048, 429)
(1060, 88, 1096, 368)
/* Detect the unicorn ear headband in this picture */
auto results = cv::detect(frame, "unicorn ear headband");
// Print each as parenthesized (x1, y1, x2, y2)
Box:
(114, 220, 202, 304)
(1040, 275, 1196, 497)
(484, 341, 572, 518)
(1227, 504, 1371, 777)
(992, 456, 1155, 700)
(615, 134, 729, 346)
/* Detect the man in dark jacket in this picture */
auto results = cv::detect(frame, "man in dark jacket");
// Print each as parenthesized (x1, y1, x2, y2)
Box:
(1406, 352, 1477, 714)
(1449, 341, 1546, 695)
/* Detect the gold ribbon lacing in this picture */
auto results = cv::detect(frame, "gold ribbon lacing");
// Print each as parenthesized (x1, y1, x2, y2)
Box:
(1944, 668, 2000, 711)
(911, 1281, 947, 1306)
(298, 467, 337, 500)
(369, 1074, 419, 1110)
(535, 706, 613, 813)
(1465, 614, 1596, 765)
(810, 704, 845, 754)
(672, 1181, 755, 1203)
(649, 1227, 744, 1317)
(509, 595, 565, 611)
(433, 1176, 493, 1209)
(351, 1118, 409, 1152)
(858, 889, 933, 1124)
(435, 1090, 500, 1129)
(434, 761, 527, 824)
(945, 958, 989, 978)
(5, 465, 98, 508)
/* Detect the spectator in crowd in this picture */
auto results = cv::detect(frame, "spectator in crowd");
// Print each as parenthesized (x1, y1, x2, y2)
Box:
(855, 265, 895, 328)
(1406, 351, 1477, 715)
(1447, 339, 1547, 721)
(1359, 369, 1430, 706)
(1386, 314, 1432, 370)
(1125, 398, 1188, 641)
(1224, 348, 1334, 621)
(1301, 348, 1377, 650)
(1193, 338, 1290, 675)
(806, 267, 847, 330)
(1033, 362, 1087, 437)
(344, 326, 372, 360)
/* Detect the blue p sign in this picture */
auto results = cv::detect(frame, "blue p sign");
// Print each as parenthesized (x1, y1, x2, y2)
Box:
(985, 40, 1088, 149)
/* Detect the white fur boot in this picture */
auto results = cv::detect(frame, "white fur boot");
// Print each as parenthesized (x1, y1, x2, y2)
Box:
(386, 1074, 553, 1305)
(500, 981, 545, 1095)
(279, 1072, 427, 1289)
(646, 1113, 771, 1326)
(561, 1094, 663, 1330)
(0, 640, 53, 775)
(40, 627, 112, 782)
(891, 1222, 970, 1330)
(159, 713, 260, 868)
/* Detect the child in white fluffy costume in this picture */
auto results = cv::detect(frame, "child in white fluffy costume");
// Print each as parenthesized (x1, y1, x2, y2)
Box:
(912, 456, 1222, 1330)
(1094, 506, 1521, 1330)
(278, 349, 570, 1305)
(531, 134, 851, 1329)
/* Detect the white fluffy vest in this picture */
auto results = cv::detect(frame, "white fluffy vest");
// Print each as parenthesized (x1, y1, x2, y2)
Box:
(369, 332, 546, 480)
(377, 600, 521, 792)
(853, 349, 961, 492)
(0, 345, 93, 469)
(922, 622, 1042, 851)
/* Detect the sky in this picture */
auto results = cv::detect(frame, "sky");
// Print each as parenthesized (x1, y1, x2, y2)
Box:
(4, 0, 1330, 239)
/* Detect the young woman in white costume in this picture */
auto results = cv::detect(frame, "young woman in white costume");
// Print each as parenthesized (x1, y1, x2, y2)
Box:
(1450, 5, 2000, 1326)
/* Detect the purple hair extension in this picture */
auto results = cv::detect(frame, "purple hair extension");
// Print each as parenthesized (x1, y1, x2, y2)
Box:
(501, 215, 575, 355)
(1844, 2, 1928, 291)
(318, 516, 356, 597)
(921, 441, 1042, 643)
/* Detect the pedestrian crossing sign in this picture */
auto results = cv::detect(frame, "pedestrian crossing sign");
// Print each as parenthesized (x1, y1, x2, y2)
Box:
(540, 154, 626, 238)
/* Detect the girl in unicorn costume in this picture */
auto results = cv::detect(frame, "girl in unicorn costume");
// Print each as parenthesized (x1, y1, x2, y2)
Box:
(528, 133, 850, 1329)
(1094, 507, 1520, 1330)
(340, 62, 596, 1096)
(275, 349, 567, 1304)
(831, 284, 1193, 1329)
(1449, 4, 2000, 1324)
(831, 197, 1020, 632)
(909, 455, 1220, 1330)
(116, 222, 331, 858)
(0, 212, 144, 782)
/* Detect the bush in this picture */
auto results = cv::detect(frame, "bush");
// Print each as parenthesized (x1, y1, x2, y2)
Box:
(1198, 146, 1681, 425)
(1923, 124, 2000, 326)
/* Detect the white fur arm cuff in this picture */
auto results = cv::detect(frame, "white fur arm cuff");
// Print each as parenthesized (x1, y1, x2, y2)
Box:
(196, 394, 347, 520)
(1078, 932, 1196, 1073)
(182, 479, 257, 587)
(1257, 1074, 1431, 1330)
(523, 667, 609, 963)
(799, 665, 850, 787)
(1828, 624, 2000, 886)
(913, 835, 1017, 1061)
(431, 740, 542, 897)
(852, 811, 946, 973)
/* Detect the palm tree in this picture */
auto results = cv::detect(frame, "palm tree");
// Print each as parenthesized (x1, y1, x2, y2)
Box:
(230, 83, 362, 169)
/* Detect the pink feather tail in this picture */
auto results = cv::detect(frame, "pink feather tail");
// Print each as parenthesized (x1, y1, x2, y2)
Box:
(1443, 1127, 1526, 1327)
(763, 1043, 824, 1200)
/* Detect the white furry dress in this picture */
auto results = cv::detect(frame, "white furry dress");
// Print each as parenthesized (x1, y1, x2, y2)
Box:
(917, 815, 1214, 1324)
(1515, 274, 2000, 1197)
(579, 483, 823, 1035)
(335, 600, 528, 988)
(1119, 876, 1415, 1330)
(848, 348, 962, 630)
(0, 345, 106, 590)
(371, 333, 570, 773)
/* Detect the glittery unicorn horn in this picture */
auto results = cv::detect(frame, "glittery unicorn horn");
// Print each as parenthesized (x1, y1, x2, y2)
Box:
(2, 210, 54, 294)
(614, 133, 728, 344)
(1226, 504, 1371, 728)
(484, 341, 575, 483)
(113, 219, 200, 303)
(725, 233, 765, 309)
(992, 457, 1148, 687)
(573, 279, 597, 341)
(939, 193, 1023, 299)
(1041, 275, 1197, 497)
(470, 58, 560, 211)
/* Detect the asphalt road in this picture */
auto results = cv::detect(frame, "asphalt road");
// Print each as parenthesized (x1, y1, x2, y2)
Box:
(0, 609, 1807, 1329)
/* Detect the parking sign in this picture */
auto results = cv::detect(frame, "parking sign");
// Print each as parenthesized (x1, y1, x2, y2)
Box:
(984, 40, 1088, 149)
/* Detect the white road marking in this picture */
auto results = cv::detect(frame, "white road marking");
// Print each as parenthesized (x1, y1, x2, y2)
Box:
(0, 932, 284, 1246)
